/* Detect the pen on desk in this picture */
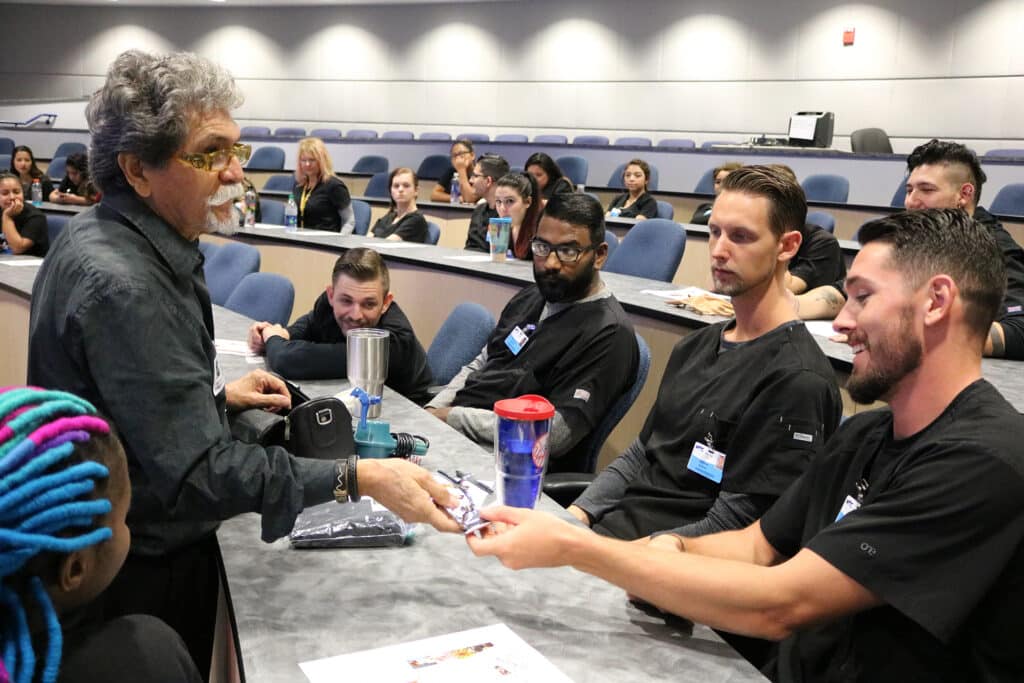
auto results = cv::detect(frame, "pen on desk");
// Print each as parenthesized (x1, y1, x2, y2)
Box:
(436, 470, 461, 486)
(456, 469, 494, 494)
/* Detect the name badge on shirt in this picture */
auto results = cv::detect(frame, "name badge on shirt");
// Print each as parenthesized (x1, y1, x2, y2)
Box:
(212, 355, 226, 397)
(834, 495, 861, 522)
(687, 442, 726, 484)
(504, 326, 531, 355)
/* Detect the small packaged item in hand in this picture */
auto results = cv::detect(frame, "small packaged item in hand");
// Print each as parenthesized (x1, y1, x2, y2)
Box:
(434, 470, 493, 535)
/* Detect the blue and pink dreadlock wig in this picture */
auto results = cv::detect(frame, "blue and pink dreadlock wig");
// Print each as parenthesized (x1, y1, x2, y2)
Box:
(0, 387, 114, 683)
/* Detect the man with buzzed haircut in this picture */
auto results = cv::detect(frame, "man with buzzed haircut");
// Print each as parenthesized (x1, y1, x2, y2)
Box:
(464, 153, 510, 252)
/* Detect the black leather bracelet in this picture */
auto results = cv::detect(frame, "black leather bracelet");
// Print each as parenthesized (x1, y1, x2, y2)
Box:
(346, 454, 360, 502)
(333, 458, 349, 503)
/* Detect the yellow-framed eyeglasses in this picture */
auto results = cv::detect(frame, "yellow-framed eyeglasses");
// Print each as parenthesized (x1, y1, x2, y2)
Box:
(178, 143, 252, 172)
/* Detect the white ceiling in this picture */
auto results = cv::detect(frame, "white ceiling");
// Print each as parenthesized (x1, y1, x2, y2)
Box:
(3, 0, 505, 5)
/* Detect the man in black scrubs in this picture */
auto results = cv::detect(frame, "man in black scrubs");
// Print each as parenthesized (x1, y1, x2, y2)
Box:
(470, 208, 1024, 683)
(571, 166, 842, 540)
(427, 193, 639, 474)
(27, 49, 458, 679)
(464, 153, 510, 252)
(248, 247, 433, 404)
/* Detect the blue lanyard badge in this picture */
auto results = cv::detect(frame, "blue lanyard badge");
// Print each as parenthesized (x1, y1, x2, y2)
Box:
(687, 441, 726, 484)
(504, 324, 536, 355)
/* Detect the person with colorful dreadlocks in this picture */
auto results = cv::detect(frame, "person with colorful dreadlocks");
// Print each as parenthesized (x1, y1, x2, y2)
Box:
(0, 387, 201, 683)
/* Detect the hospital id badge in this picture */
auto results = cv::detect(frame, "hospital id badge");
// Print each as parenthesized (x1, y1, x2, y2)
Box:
(834, 495, 861, 522)
(504, 326, 530, 355)
(687, 442, 726, 484)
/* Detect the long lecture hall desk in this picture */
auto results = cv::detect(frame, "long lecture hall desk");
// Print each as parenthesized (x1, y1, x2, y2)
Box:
(210, 304, 767, 683)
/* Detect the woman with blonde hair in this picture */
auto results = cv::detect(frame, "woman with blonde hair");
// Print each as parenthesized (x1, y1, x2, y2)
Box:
(292, 137, 351, 232)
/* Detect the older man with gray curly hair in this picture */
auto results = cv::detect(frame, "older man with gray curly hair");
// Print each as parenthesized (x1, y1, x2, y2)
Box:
(28, 50, 459, 678)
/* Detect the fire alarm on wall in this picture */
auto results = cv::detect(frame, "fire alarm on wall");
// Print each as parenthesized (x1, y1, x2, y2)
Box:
(843, 27, 855, 46)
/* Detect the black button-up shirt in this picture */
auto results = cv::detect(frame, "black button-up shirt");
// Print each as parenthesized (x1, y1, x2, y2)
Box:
(28, 190, 334, 555)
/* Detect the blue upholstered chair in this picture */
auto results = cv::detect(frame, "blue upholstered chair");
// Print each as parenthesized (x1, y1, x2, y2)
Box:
(273, 127, 305, 137)
(224, 272, 295, 327)
(657, 138, 696, 149)
(655, 201, 675, 221)
(351, 155, 389, 174)
(45, 213, 68, 245)
(246, 146, 286, 171)
(381, 131, 414, 140)
(984, 149, 1024, 158)
(556, 156, 589, 187)
(572, 135, 609, 146)
(990, 183, 1024, 217)
(694, 168, 716, 195)
(416, 154, 450, 180)
(309, 128, 343, 141)
(456, 132, 490, 142)
(262, 174, 295, 192)
(197, 241, 219, 260)
(494, 134, 529, 143)
(53, 142, 87, 159)
(604, 230, 620, 259)
(802, 174, 850, 203)
(614, 137, 652, 147)
(204, 242, 261, 305)
(607, 162, 660, 192)
(419, 132, 452, 141)
(364, 172, 390, 198)
(850, 128, 893, 154)
(604, 219, 686, 282)
(351, 200, 372, 236)
(807, 210, 836, 234)
(0, 155, 9, 173)
(260, 199, 286, 226)
(890, 179, 908, 208)
(240, 126, 271, 138)
(47, 156, 66, 182)
(533, 134, 568, 144)
(346, 129, 378, 140)
(426, 303, 496, 387)
(425, 221, 441, 245)
(0, 137, 15, 156)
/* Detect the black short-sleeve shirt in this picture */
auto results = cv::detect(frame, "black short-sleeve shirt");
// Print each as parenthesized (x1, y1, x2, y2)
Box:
(790, 222, 846, 291)
(465, 203, 497, 252)
(760, 380, 1024, 682)
(295, 176, 351, 231)
(371, 209, 429, 243)
(607, 191, 658, 219)
(8, 203, 49, 257)
(542, 176, 575, 200)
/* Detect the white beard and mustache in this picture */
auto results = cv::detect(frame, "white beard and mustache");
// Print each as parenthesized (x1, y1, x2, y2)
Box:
(205, 182, 245, 235)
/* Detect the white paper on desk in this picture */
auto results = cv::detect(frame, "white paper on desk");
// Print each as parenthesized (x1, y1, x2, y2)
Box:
(642, 286, 729, 301)
(213, 338, 262, 363)
(296, 229, 341, 236)
(0, 258, 43, 266)
(372, 242, 425, 249)
(299, 623, 573, 683)
(445, 254, 493, 262)
(803, 319, 840, 338)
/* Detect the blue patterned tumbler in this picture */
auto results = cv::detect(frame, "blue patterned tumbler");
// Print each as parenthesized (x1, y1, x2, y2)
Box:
(494, 394, 555, 509)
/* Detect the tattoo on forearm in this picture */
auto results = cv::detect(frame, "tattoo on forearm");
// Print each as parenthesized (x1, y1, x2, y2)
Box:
(814, 289, 845, 315)
(989, 324, 1006, 357)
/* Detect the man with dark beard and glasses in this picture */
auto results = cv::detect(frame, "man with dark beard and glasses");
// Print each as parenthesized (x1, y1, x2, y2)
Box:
(469, 209, 1024, 683)
(426, 192, 638, 473)
(568, 166, 841, 541)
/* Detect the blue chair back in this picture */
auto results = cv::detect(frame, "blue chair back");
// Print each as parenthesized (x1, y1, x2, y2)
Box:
(990, 183, 1024, 217)
(273, 127, 305, 137)
(262, 174, 295, 192)
(572, 135, 609, 146)
(425, 221, 441, 245)
(426, 303, 496, 386)
(47, 156, 66, 181)
(46, 214, 68, 244)
(614, 137, 652, 147)
(556, 156, 589, 186)
(494, 134, 528, 143)
(985, 149, 1024, 158)
(247, 146, 286, 170)
(352, 155, 389, 174)
(364, 172, 390, 198)
(198, 241, 219, 260)
(607, 162, 659, 192)
(457, 132, 489, 142)
(261, 199, 286, 226)
(658, 138, 696, 149)
(309, 128, 343, 141)
(240, 126, 271, 138)
(351, 200, 372, 235)
(581, 333, 651, 472)
(604, 230, 620, 259)
(694, 168, 716, 195)
(224, 272, 295, 326)
(419, 132, 452, 141)
(807, 210, 836, 234)
(0, 154, 9, 172)
(604, 219, 686, 282)
(381, 130, 414, 140)
(346, 129, 378, 140)
(204, 241, 261, 305)
(0, 138, 14, 156)
(533, 135, 568, 144)
(53, 142, 87, 159)
(416, 154, 450, 180)
(890, 179, 908, 208)
(802, 174, 850, 203)
(655, 201, 674, 220)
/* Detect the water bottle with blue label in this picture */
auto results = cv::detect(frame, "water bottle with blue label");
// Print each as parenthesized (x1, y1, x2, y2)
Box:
(449, 173, 461, 204)
(31, 179, 42, 207)
(284, 193, 298, 232)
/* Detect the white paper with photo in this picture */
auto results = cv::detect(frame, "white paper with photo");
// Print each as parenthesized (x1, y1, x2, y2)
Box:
(299, 623, 573, 683)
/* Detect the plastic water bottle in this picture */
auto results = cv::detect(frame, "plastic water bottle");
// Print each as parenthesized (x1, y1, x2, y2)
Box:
(244, 188, 257, 227)
(449, 173, 461, 205)
(284, 193, 298, 231)
(31, 179, 42, 207)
